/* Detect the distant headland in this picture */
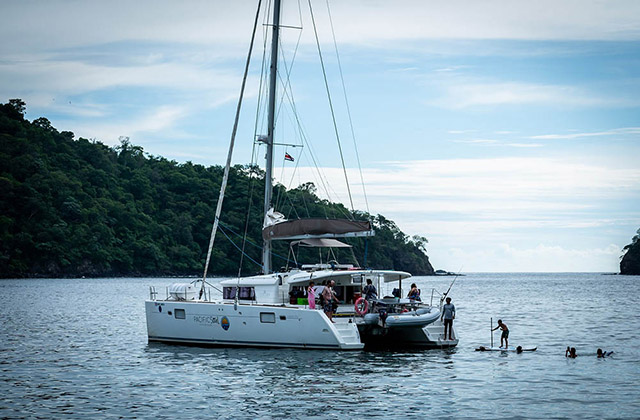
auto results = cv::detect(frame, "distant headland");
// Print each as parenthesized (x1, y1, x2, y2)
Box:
(620, 228, 640, 275)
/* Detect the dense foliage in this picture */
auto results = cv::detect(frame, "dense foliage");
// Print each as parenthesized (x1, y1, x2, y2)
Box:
(620, 228, 640, 275)
(0, 100, 434, 278)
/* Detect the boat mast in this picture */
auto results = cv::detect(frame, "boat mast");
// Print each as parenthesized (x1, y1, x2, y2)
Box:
(262, 0, 282, 274)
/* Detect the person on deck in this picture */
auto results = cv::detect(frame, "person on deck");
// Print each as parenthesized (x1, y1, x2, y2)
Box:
(407, 283, 421, 301)
(307, 281, 316, 310)
(363, 279, 377, 301)
(330, 281, 340, 313)
(322, 280, 339, 323)
(441, 297, 455, 340)
(492, 319, 509, 348)
(316, 281, 327, 307)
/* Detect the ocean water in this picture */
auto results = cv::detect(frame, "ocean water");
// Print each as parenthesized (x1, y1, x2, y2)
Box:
(0, 273, 638, 419)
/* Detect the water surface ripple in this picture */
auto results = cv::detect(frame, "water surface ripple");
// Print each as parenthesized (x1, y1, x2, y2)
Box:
(1, 273, 638, 419)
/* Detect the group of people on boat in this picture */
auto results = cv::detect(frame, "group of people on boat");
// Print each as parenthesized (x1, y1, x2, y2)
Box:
(306, 280, 340, 322)
(305, 279, 458, 342)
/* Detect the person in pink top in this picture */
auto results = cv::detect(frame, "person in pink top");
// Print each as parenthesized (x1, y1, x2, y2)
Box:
(307, 281, 316, 309)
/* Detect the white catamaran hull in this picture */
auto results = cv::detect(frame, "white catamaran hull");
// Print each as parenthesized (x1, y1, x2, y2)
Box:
(145, 300, 364, 350)
(146, 299, 457, 350)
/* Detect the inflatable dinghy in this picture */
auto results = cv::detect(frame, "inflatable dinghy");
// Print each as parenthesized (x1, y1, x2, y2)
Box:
(363, 308, 441, 327)
(385, 308, 440, 328)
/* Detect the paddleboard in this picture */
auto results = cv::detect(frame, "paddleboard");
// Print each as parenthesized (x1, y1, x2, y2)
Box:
(475, 346, 537, 352)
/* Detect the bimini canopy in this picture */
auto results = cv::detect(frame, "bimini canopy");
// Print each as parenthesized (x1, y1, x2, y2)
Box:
(286, 269, 412, 285)
(262, 218, 374, 241)
(290, 238, 352, 248)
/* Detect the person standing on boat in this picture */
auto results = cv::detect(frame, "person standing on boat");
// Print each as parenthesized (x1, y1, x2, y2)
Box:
(315, 281, 327, 307)
(322, 280, 339, 323)
(492, 319, 509, 348)
(363, 279, 377, 301)
(441, 297, 455, 340)
(307, 281, 316, 310)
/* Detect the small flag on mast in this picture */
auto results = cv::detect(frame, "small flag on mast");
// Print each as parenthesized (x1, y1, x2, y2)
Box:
(284, 152, 294, 162)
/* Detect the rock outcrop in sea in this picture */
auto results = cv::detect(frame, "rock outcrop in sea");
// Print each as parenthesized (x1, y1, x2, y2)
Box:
(620, 228, 640, 275)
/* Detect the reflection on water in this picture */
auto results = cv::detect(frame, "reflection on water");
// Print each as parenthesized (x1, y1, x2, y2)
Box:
(0, 274, 639, 419)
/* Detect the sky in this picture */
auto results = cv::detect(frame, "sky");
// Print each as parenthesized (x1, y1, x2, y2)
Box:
(1, 0, 639, 272)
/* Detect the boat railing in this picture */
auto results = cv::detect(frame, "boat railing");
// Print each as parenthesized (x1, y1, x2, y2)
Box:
(148, 285, 214, 302)
(430, 288, 444, 306)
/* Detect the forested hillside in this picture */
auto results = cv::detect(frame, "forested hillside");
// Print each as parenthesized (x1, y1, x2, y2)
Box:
(0, 99, 434, 278)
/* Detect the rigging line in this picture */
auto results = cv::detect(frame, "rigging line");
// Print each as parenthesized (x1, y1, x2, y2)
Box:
(349, 246, 361, 268)
(285, 191, 302, 219)
(272, 31, 303, 212)
(217, 220, 286, 260)
(285, 92, 353, 219)
(293, 137, 351, 220)
(268, 26, 332, 204)
(281, 87, 335, 206)
(275, 138, 303, 210)
(269, 50, 352, 221)
(236, 140, 260, 278)
(219, 223, 294, 264)
(276, 154, 286, 207)
(299, 182, 312, 218)
(218, 225, 262, 268)
(200, 0, 263, 298)
(274, 24, 303, 130)
(307, 0, 355, 213)
(277, 150, 303, 211)
(326, 0, 370, 216)
(269, 49, 342, 210)
(296, 0, 304, 30)
(253, 0, 271, 140)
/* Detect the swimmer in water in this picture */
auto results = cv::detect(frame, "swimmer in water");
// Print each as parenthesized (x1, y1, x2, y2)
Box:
(597, 348, 613, 358)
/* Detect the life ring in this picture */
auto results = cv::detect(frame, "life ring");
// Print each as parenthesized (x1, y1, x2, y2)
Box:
(354, 297, 368, 315)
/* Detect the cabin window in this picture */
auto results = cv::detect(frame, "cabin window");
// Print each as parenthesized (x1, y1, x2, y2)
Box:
(174, 309, 186, 319)
(223, 286, 256, 300)
(260, 312, 276, 323)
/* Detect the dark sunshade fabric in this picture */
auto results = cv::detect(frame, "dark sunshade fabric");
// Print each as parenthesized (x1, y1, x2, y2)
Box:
(262, 218, 371, 240)
(290, 238, 352, 248)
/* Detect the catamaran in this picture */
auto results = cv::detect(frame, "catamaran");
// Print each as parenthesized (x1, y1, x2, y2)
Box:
(145, 0, 458, 350)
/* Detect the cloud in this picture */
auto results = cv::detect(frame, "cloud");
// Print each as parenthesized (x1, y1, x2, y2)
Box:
(431, 243, 623, 272)
(1, 0, 639, 58)
(325, 1, 640, 43)
(530, 127, 640, 140)
(432, 82, 631, 109)
(503, 143, 543, 148)
(61, 105, 185, 143)
(452, 139, 543, 147)
(0, 54, 246, 106)
(453, 139, 498, 144)
(277, 157, 640, 220)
